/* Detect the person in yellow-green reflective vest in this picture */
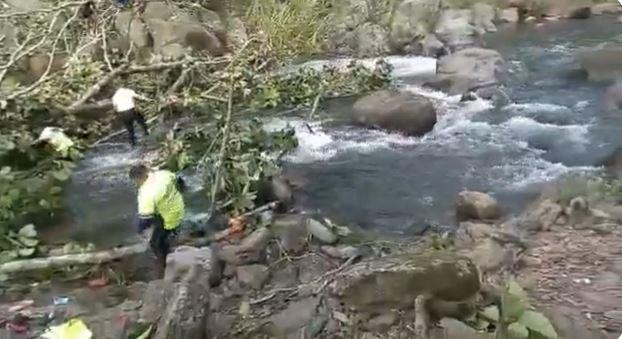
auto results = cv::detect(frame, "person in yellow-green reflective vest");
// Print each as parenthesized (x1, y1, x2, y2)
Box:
(129, 163, 185, 276)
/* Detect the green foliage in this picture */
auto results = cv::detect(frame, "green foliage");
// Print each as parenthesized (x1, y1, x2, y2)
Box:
(243, 0, 331, 58)
(199, 118, 298, 214)
(0, 224, 40, 263)
(252, 60, 393, 109)
(544, 174, 622, 206)
(471, 280, 558, 339)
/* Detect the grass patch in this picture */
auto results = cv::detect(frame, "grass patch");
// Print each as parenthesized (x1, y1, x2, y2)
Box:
(241, 0, 332, 59)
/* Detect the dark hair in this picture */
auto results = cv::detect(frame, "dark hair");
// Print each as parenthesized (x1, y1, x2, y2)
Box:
(129, 164, 149, 181)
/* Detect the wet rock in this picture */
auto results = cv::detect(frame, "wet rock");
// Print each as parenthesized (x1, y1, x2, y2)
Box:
(141, 248, 212, 339)
(427, 48, 505, 99)
(601, 145, 622, 179)
(331, 252, 480, 313)
(520, 199, 563, 232)
(566, 6, 591, 19)
(113, 1, 226, 58)
(578, 45, 622, 82)
(389, 0, 441, 51)
(320, 245, 362, 260)
(257, 175, 294, 212)
(236, 264, 269, 289)
(217, 244, 263, 266)
(242, 227, 273, 249)
(270, 262, 300, 288)
(306, 218, 338, 244)
(435, 9, 478, 51)
(499, 8, 520, 23)
(298, 255, 334, 285)
(115, 12, 152, 48)
(454, 222, 495, 248)
(418, 34, 447, 58)
(351, 90, 437, 136)
(272, 214, 308, 254)
(268, 297, 321, 336)
(356, 23, 390, 57)
(164, 246, 214, 283)
(456, 190, 502, 221)
(464, 238, 513, 273)
(207, 313, 236, 338)
(592, 3, 622, 15)
(471, 3, 497, 33)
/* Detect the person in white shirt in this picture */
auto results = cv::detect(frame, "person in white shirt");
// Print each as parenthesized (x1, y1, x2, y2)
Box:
(112, 87, 150, 146)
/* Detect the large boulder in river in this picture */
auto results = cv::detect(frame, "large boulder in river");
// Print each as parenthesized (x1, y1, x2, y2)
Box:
(426, 48, 505, 98)
(351, 90, 437, 136)
(456, 190, 502, 221)
(600, 147, 622, 178)
(330, 251, 480, 312)
(577, 45, 622, 81)
(602, 81, 622, 111)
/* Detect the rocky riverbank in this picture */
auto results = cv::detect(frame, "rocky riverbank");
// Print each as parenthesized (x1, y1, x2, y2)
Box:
(2, 177, 621, 338)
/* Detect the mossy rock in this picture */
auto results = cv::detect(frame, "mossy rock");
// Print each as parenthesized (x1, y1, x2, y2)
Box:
(331, 250, 480, 312)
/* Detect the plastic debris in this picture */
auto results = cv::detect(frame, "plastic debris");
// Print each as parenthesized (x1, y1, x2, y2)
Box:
(41, 319, 92, 339)
(53, 297, 69, 306)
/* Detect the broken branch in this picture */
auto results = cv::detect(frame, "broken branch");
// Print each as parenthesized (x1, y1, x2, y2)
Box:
(0, 243, 148, 275)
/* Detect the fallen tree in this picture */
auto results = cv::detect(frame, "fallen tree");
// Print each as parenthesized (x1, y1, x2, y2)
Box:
(0, 243, 147, 275)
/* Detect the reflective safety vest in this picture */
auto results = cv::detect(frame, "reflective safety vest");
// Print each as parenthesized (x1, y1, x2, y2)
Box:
(137, 170, 185, 230)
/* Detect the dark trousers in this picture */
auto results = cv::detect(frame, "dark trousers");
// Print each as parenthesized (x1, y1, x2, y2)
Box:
(149, 215, 175, 276)
(119, 108, 148, 146)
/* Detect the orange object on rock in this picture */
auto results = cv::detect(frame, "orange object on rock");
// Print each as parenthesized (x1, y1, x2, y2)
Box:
(228, 216, 247, 234)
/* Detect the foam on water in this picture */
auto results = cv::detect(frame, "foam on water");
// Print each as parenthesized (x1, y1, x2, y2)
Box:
(502, 116, 590, 149)
(283, 55, 437, 79)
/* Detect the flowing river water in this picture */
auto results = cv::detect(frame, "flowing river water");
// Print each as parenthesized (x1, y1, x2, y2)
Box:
(45, 16, 622, 248)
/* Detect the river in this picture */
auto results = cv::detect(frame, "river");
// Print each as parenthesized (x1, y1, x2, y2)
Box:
(45, 16, 622, 248)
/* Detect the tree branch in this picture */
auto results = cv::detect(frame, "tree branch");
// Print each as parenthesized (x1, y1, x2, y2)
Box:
(64, 63, 129, 112)
(0, 0, 87, 18)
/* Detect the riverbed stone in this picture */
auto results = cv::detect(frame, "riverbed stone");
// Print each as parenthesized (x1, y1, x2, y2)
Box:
(435, 9, 478, 52)
(351, 90, 437, 136)
(456, 190, 502, 221)
(268, 297, 321, 336)
(454, 222, 496, 248)
(356, 23, 390, 57)
(592, 3, 622, 15)
(427, 48, 505, 98)
(272, 214, 308, 254)
(465, 238, 513, 273)
(471, 3, 497, 33)
(499, 8, 520, 23)
(520, 199, 563, 232)
(330, 251, 480, 313)
(578, 44, 622, 81)
(164, 246, 214, 283)
(256, 175, 294, 212)
(306, 218, 338, 244)
(236, 264, 269, 289)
